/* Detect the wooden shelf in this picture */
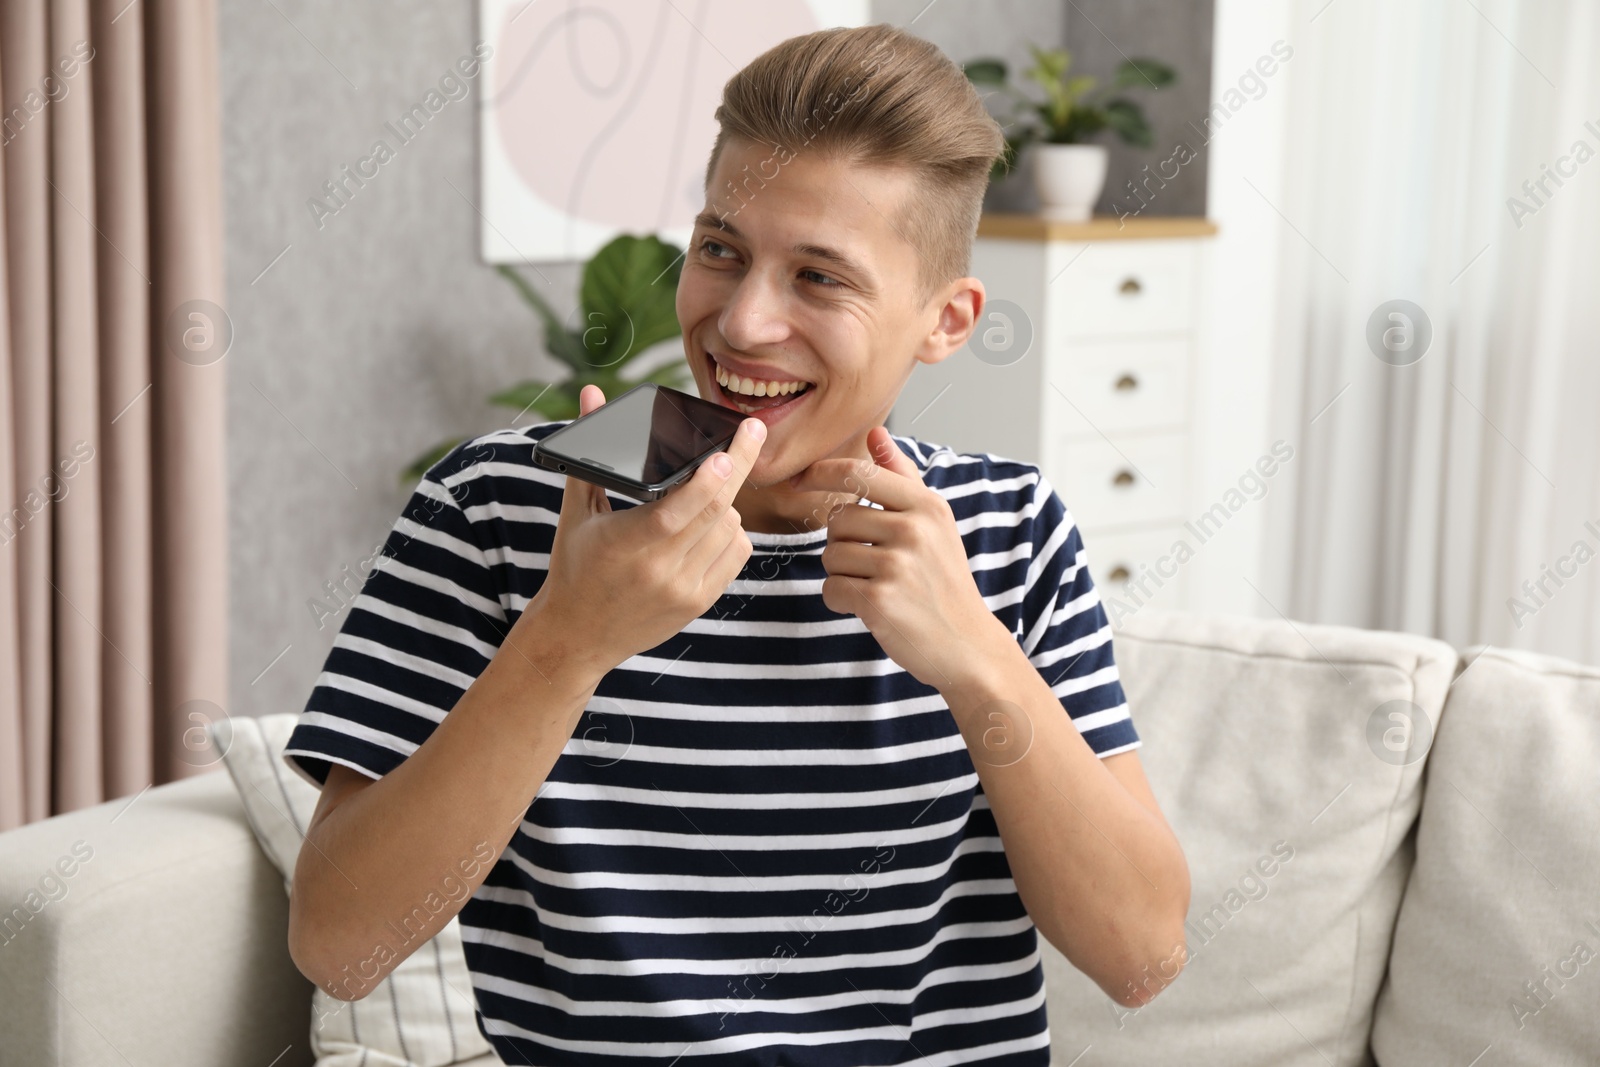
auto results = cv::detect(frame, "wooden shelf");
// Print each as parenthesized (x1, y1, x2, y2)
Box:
(976, 213, 1218, 242)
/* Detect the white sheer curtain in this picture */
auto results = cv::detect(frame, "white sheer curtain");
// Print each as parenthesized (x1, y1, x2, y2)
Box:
(1252, 0, 1600, 663)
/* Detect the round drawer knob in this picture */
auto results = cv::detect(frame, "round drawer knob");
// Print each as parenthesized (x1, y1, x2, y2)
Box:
(1114, 373, 1139, 391)
(1112, 469, 1136, 488)
(1119, 276, 1143, 295)
(1108, 564, 1132, 583)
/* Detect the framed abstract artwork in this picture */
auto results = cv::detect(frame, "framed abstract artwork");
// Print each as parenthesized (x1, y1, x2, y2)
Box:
(477, 0, 870, 263)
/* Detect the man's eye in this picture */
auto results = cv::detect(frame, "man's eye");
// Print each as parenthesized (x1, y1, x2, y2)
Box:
(801, 268, 839, 287)
(700, 237, 735, 259)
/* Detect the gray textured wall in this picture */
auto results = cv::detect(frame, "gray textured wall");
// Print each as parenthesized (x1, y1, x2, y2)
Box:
(222, 1, 1212, 720)
(1065, 0, 1214, 219)
(221, 0, 574, 718)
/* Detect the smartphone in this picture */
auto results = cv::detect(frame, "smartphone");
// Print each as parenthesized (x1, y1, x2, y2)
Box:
(531, 383, 747, 502)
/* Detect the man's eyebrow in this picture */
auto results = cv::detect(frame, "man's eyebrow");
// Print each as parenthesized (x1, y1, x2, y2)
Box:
(692, 211, 876, 284)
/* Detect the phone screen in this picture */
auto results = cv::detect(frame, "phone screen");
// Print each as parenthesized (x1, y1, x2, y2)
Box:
(536, 384, 745, 490)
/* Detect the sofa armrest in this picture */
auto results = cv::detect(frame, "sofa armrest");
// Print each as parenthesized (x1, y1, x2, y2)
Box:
(0, 769, 314, 1067)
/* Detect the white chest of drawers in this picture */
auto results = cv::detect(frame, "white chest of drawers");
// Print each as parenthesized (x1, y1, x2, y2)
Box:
(888, 214, 1218, 614)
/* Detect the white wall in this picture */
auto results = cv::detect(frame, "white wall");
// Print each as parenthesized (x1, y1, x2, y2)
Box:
(1182, 0, 1297, 619)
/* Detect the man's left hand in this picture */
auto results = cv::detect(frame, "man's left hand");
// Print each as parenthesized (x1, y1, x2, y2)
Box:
(787, 426, 1016, 693)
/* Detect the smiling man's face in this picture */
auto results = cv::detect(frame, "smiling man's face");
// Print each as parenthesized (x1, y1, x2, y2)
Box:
(675, 135, 983, 535)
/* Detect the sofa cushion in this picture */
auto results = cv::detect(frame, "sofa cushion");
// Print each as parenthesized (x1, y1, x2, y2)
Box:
(211, 713, 501, 1066)
(1040, 608, 1456, 1065)
(1371, 645, 1600, 1066)
(0, 770, 315, 1067)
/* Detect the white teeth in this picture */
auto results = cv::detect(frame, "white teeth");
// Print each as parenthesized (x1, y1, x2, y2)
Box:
(711, 354, 811, 397)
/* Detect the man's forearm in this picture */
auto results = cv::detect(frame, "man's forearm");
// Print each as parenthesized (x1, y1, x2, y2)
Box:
(290, 596, 607, 999)
(939, 630, 1190, 1006)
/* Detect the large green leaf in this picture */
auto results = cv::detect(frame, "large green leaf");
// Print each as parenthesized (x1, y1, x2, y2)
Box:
(489, 380, 582, 421)
(1102, 98, 1153, 147)
(1107, 57, 1177, 93)
(496, 265, 590, 372)
(579, 234, 684, 371)
(401, 235, 694, 486)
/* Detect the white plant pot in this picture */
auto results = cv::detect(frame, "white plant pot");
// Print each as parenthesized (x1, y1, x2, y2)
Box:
(1032, 143, 1108, 222)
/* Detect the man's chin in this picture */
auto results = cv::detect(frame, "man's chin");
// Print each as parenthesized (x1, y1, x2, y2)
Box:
(746, 463, 802, 492)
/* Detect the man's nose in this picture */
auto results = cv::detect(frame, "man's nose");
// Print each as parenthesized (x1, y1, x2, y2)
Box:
(718, 274, 791, 351)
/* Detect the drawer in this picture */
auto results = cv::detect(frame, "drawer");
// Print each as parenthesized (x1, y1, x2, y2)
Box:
(1043, 431, 1190, 529)
(1050, 239, 1197, 337)
(1077, 524, 1192, 619)
(1051, 337, 1191, 436)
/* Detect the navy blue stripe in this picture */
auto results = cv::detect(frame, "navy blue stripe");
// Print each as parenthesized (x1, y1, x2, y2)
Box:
(283, 421, 1137, 1065)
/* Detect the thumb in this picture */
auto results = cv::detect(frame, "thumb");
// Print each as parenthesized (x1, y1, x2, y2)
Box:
(867, 425, 922, 482)
(556, 384, 611, 523)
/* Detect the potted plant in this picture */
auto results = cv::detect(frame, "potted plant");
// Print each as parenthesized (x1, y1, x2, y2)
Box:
(403, 233, 692, 483)
(964, 47, 1175, 221)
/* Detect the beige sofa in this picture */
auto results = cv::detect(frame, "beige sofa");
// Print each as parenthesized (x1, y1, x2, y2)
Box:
(1, 609, 1595, 1066)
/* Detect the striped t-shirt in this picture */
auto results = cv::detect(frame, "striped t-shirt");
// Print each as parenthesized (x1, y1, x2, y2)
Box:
(283, 419, 1139, 1066)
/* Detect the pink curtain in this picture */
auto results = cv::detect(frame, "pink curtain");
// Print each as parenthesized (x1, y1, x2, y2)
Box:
(0, 0, 227, 830)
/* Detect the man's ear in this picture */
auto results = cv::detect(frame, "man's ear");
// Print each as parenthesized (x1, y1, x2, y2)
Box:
(914, 277, 984, 368)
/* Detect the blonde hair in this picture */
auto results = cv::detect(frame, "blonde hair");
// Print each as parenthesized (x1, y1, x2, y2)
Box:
(704, 23, 1005, 307)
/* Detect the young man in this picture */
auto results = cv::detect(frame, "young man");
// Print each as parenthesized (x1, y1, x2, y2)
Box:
(284, 22, 1189, 1065)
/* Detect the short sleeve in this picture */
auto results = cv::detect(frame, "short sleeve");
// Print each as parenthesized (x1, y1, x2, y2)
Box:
(282, 436, 512, 790)
(1016, 472, 1141, 757)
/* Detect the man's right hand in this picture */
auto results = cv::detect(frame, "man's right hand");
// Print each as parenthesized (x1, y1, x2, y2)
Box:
(526, 383, 765, 672)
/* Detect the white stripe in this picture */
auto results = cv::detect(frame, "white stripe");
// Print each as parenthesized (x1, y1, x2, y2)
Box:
(1056, 703, 1131, 736)
(376, 557, 504, 621)
(1030, 623, 1113, 672)
(967, 541, 1033, 572)
(460, 916, 1034, 977)
(1048, 663, 1121, 699)
(480, 877, 1019, 935)
(474, 998, 1047, 1061)
(346, 587, 501, 661)
(391, 508, 485, 568)
(514, 807, 970, 852)
(607, 651, 909, 681)
(912, 980, 1045, 1035)
(679, 611, 870, 638)
(937, 469, 1037, 503)
(469, 951, 1038, 1019)
(557, 732, 967, 767)
(509, 834, 1001, 893)
(574, 690, 948, 724)
(311, 674, 448, 727)
(533, 772, 978, 811)
(1021, 513, 1076, 657)
(331, 632, 478, 691)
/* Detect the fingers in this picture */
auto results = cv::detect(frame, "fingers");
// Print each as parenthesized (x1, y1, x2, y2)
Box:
(557, 385, 609, 523)
(867, 425, 923, 482)
(697, 515, 753, 601)
(652, 417, 767, 538)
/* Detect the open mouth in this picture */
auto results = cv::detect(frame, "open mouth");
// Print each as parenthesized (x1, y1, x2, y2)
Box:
(704, 350, 815, 418)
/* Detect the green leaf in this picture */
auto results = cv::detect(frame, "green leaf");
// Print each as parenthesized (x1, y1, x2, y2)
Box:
(400, 436, 469, 487)
(495, 265, 589, 372)
(1051, 107, 1107, 144)
(579, 234, 685, 372)
(1027, 44, 1070, 82)
(1108, 58, 1177, 92)
(1102, 98, 1153, 147)
(962, 58, 1009, 85)
(1063, 74, 1098, 106)
(488, 380, 581, 421)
